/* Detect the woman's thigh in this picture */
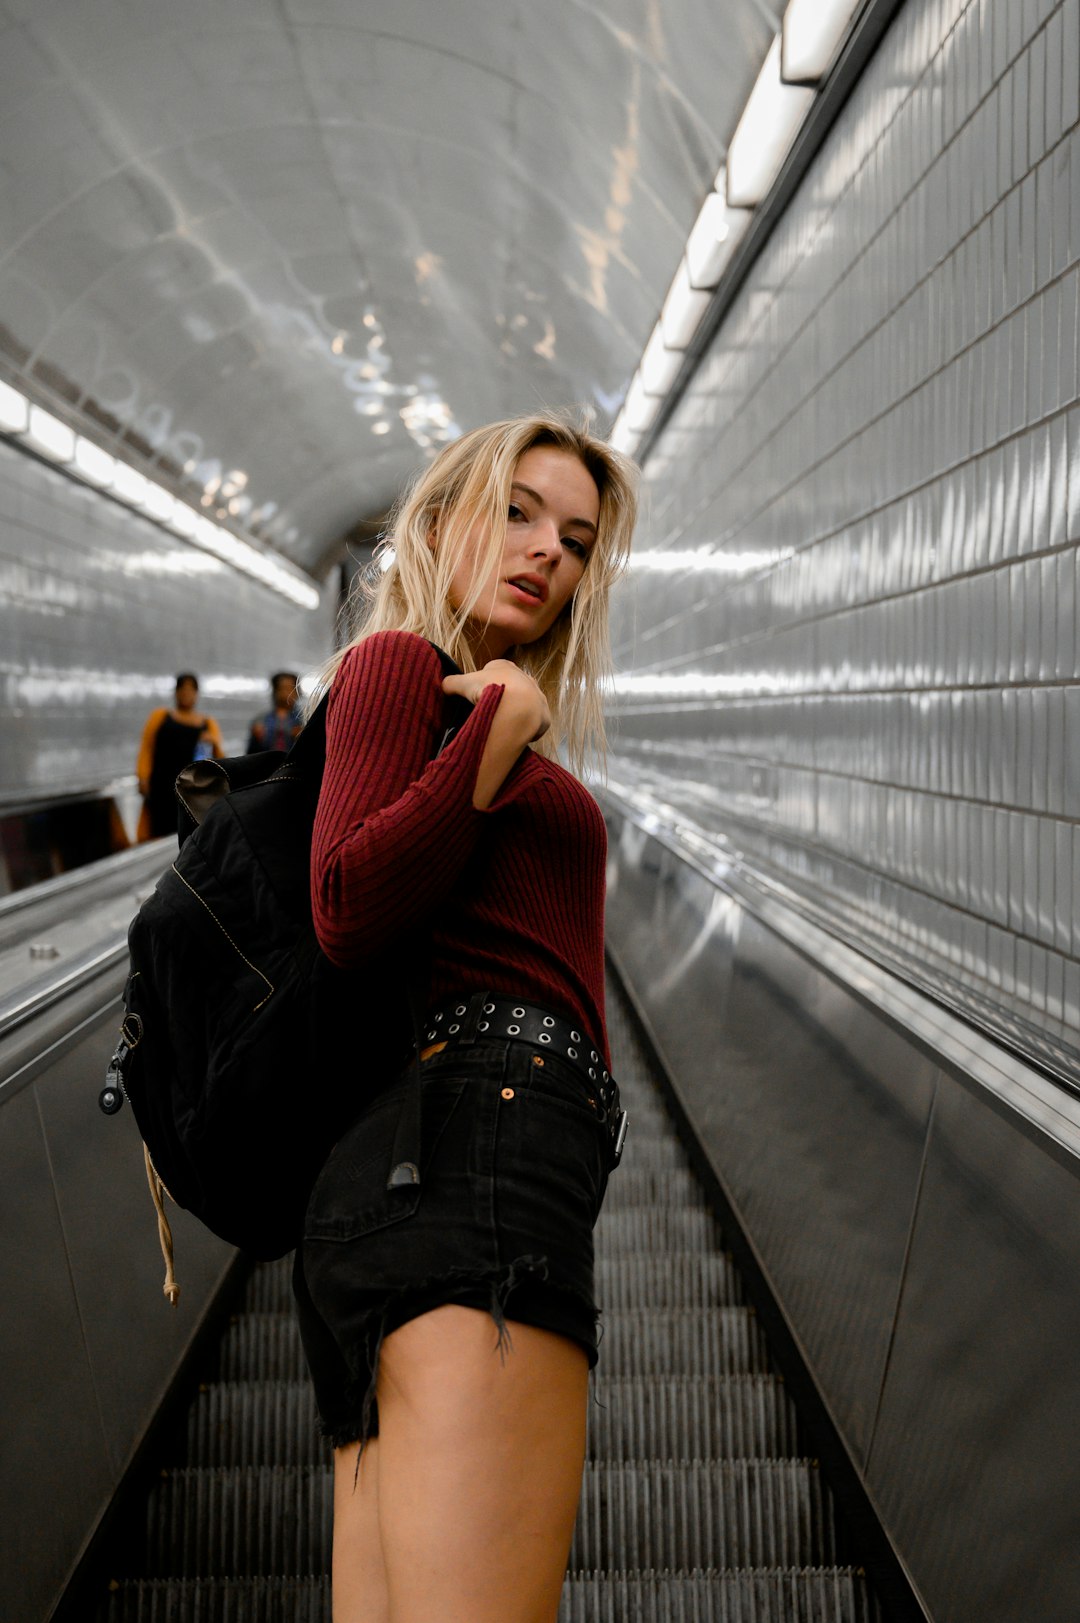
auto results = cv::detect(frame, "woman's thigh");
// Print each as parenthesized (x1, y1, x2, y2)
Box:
(375, 1304, 589, 1622)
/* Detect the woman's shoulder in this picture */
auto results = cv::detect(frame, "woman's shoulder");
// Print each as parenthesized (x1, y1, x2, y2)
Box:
(330, 632, 445, 729)
(338, 630, 442, 682)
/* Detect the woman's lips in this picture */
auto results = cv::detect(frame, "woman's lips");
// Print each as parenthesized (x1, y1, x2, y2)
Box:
(506, 576, 547, 605)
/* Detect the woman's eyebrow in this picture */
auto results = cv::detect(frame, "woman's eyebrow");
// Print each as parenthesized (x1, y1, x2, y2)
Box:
(511, 481, 598, 535)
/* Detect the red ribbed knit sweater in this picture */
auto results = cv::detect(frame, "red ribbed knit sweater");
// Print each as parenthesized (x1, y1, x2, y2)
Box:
(311, 630, 610, 1066)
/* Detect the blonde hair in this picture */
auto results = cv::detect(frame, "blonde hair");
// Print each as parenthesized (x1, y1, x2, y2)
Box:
(315, 412, 638, 774)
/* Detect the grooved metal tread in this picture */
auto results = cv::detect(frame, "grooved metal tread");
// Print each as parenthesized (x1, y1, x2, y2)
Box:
(142, 1459, 838, 1576)
(183, 1373, 799, 1467)
(103, 1568, 880, 1622)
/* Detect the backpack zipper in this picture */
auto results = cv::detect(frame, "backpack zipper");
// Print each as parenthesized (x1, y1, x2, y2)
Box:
(170, 863, 274, 1010)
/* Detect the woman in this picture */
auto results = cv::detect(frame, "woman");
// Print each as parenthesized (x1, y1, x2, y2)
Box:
(296, 412, 637, 1622)
(136, 673, 223, 840)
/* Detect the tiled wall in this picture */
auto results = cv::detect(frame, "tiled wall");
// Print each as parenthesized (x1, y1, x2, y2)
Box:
(608, 0, 1080, 1066)
(0, 438, 336, 803)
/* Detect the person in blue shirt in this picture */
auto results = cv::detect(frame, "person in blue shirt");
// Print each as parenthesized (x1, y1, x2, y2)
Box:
(246, 671, 303, 753)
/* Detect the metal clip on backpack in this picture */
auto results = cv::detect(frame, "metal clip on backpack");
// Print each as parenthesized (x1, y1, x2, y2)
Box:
(102, 650, 466, 1297)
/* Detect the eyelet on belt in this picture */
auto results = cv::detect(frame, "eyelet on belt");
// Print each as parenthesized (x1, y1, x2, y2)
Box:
(508, 1023, 520, 1035)
(543, 1016, 554, 1027)
(456, 1004, 467, 1016)
(478, 1020, 489, 1032)
(449, 1023, 460, 1033)
(513, 1006, 526, 1018)
(539, 1031, 551, 1043)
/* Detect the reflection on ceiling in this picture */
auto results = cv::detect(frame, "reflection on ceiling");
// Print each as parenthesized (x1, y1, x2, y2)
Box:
(0, 0, 777, 575)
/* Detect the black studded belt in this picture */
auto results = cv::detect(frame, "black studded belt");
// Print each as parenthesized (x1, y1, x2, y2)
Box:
(419, 993, 628, 1167)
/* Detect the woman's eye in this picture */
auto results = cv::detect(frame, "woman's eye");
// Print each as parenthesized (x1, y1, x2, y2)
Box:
(508, 503, 525, 521)
(562, 536, 588, 558)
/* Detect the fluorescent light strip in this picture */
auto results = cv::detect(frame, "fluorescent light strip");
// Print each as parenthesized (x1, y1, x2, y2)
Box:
(27, 404, 75, 462)
(608, 416, 641, 457)
(610, 12, 856, 460)
(660, 261, 712, 349)
(782, 0, 862, 83)
(622, 373, 662, 435)
(687, 185, 752, 289)
(726, 37, 815, 208)
(0, 379, 320, 610)
(640, 327, 684, 397)
(0, 379, 28, 433)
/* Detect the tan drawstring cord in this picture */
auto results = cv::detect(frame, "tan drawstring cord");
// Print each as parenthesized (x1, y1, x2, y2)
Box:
(143, 1143, 180, 1306)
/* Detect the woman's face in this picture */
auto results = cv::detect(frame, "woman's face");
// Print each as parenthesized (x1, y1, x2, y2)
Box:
(448, 445, 600, 663)
(175, 679, 198, 711)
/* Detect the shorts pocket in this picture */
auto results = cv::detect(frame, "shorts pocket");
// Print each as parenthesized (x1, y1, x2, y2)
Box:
(304, 1079, 464, 1243)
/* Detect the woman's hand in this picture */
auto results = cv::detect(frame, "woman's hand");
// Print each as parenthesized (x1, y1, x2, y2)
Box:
(443, 659, 550, 742)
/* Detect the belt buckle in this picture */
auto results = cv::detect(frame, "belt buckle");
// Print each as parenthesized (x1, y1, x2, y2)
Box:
(611, 1108, 629, 1168)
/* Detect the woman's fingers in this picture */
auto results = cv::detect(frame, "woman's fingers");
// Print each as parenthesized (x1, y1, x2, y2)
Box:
(441, 668, 551, 741)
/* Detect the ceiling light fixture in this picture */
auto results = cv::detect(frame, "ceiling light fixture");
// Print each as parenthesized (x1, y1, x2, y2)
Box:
(143, 482, 177, 524)
(686, 184, 752, 288)
(622, 373, 662, 434)
(73, 436, 116, 486)
(609, 14, 851, 464)
(0, 379, 28, 433)
(112, 463, 148, 507)
(782, 0, 862, 83)
(726, 36, 815, 207)
(660, 261, 712, 349)
(0, 377, 320, 608)
(640, 327, 684, 396)
(26, 404, 75, 462)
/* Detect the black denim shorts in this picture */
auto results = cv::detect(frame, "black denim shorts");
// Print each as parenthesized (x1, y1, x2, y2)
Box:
(292, 1036, 612, 1446)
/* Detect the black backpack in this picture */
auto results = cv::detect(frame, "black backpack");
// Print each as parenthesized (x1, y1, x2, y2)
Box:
(102, 649, 465, 1276)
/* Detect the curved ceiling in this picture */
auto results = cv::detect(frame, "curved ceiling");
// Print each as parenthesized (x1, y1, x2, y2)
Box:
(0, 0, 778, 573)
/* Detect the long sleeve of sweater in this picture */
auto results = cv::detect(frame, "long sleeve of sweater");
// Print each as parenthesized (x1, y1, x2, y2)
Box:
(311, 630, 505, 968)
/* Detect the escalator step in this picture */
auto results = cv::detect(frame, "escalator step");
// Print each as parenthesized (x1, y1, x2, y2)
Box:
(102, 1567, 880, 1623)
(597, 1164, 702, 1207)
(238, 1249, 744, 1316)
(586, 1376, 799, 1462)
(589, 1310, 773, 1379)
(597, 1253, 745, 1310)
(569, 1460, 838, 1571)
(102, 1576, 329, 1622)
(212, 1307, 772, 1383)
(594, 1208, 724, 1252)
(144, 1458, 834, 1576)
(143, 1467, 331, 1578)
(182, 1373, 797, 1468)
(560, 1567, 883, 1621)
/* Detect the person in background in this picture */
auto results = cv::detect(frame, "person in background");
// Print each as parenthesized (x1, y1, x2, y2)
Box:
(246, 670, 304, 753)
(136, 673, 223, 841)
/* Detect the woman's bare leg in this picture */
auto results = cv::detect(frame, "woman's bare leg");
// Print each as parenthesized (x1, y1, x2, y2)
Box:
(368, 1303, 589, 1622)
(332, 1436, 389, 1623)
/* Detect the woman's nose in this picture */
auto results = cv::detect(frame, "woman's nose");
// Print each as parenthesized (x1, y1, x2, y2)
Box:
(529, 519, 562, 560)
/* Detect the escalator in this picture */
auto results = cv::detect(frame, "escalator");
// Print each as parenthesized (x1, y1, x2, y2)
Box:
(96, 974, 883, 1621)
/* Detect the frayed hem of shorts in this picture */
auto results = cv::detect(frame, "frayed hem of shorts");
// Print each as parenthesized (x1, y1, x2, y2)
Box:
(321, 1254, 598, 1462)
